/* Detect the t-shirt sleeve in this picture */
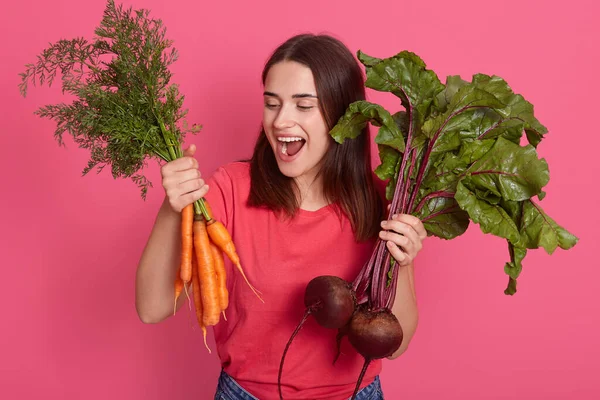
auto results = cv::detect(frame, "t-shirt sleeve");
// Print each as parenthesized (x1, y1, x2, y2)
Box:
(204, 166, 235, 229)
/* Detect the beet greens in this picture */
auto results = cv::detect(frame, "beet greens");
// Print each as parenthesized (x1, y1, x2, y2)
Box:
(330, 50, 578, 307)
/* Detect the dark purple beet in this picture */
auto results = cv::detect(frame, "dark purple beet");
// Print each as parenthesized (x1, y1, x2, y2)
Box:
(347, 309, 403, 400)
(304, 276, 356, 329)
(278, 276, 357, 400)
(348, 309, 403, 359)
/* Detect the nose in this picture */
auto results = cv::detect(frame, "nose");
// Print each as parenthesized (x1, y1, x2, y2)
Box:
(273, 104, 295, 130)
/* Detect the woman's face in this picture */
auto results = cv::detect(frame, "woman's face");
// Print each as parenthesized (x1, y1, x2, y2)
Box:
(262, 61, 331, 183)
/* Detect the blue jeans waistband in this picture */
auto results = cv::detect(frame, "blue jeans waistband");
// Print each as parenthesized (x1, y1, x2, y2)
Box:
(215, 370, 383, 400)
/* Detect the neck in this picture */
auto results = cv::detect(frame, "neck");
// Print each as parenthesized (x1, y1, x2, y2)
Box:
(295, 174, 328, 211)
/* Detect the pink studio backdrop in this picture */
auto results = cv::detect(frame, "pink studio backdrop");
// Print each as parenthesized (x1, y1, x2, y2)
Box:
(1, 0, 598, 399)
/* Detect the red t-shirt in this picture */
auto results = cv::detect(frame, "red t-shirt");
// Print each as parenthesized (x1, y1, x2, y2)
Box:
(205, 162, 382, 400)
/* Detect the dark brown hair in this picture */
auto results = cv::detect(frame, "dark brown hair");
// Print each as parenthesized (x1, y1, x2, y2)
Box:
(248, 34, 383, 241)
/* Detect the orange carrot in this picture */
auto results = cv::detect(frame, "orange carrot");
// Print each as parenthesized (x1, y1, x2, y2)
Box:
(174, 270, 184, 315)
(206, 219, 263, 302)
(191, 249, 210, 353)
(193, 215, 221, 326)
(210, 242, 229, 318)
(203, 199, 213, 219)
(180, 203, 194, 284)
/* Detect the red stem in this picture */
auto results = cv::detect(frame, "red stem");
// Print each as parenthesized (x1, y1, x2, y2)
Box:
(350, 358, 372, 400)
(385, 264, 400, 309)
(278, 309, 312, 400)
(399, 148, 417, 215)
(369, 241, 389, 309)
(362, 102, 417, 311)
(352, 249, 377, 294)
(406, 105, 487, 214)
(421, 205, 461, 222)
(413, 191, 455, 215)
(390, 105, 415, 214)
(371, 105, 416, 309)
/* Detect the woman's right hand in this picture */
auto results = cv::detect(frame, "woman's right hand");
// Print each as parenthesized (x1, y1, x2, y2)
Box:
(160, 144, 209, 212)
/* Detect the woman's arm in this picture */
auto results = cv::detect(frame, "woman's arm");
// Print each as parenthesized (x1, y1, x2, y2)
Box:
(135, 196, 186, 323)
(135, 145, 208, 323)
(388, 261, 418, 359)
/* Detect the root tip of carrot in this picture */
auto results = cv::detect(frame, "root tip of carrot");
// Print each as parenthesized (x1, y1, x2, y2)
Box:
(202, 327, 211, 354)
(253, 288, 265, 303)
(184, 283, 193, 311)
(235, 262, 264, 303)
(222, 310, 227, 321)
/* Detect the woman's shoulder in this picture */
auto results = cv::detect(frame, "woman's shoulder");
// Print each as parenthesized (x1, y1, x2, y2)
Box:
(210, 161, 251, 184)
(204, 161, 251, 226)
(224, 160, 250, 176)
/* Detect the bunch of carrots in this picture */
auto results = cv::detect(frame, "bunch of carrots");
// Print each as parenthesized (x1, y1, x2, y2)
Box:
(175, 198, 263, 352)
(16, 0, 263, 353)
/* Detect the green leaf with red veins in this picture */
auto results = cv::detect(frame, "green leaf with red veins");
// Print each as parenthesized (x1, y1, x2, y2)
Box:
(470, 74, 548, 147)
(330, 100, 405, 152)
(461, 137, 549, 202)
(517, 200, 578, 254)
(433, 75, 470, 114)
(361, 52, 444, 139)
(418, 196, 470, 240)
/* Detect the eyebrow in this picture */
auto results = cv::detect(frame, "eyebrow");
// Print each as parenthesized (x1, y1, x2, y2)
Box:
(263, 91, 318, 99)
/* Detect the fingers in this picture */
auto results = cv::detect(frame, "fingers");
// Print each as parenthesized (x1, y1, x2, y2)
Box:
(379, 214, 427, 266)
(183, 144, 196, 157)
(381, 218, 420, 245)
(165, 168, 202, 186)
(379, 228, 418, 260)
(383, 209, 427, 239)
(389, 214, 427, 240)
(162, 165, 203, 192)
(169, 187, 208, 213)
(161, 155, 198, 176)
(160, 145, 206, 212)
(177, 177, 207, 196)
(385, 241, 409, 266)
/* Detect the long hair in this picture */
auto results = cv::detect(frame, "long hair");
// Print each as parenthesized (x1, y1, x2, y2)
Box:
(248, 34, 383, 241)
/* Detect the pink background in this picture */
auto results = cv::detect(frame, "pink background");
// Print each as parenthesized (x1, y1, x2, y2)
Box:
(1, 0, 598, 399)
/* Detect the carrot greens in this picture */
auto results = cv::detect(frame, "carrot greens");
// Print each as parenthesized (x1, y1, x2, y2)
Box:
(19, 0, 201, 205)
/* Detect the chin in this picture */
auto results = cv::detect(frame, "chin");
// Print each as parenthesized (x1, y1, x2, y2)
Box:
(275, 162, 303, 179)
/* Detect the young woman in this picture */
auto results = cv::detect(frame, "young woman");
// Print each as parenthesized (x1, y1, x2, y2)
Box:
(135, 34, 425, 400)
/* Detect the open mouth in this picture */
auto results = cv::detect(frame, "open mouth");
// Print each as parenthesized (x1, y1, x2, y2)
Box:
(277, 137, 306, 159)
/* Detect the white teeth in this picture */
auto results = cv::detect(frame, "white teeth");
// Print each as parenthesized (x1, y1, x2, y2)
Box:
(281, 142, 288, 155)
(277, 137, 303, 142)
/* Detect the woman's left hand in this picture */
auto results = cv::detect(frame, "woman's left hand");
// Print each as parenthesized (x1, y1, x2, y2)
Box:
(379, 214, 427, 266)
